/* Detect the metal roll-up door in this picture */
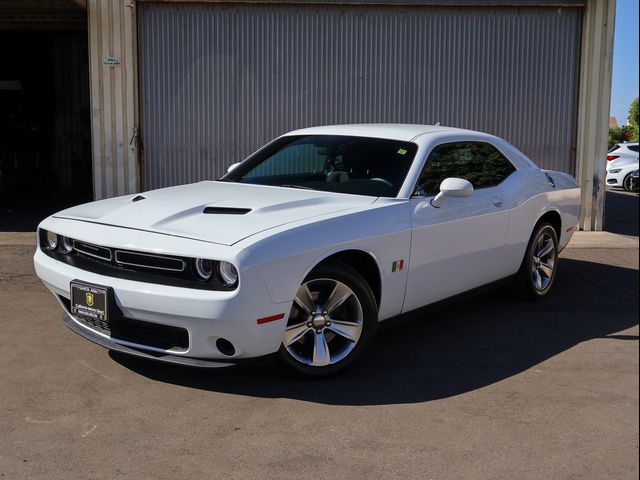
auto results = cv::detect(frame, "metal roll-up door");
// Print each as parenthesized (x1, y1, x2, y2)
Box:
(138, 3, 581, 190)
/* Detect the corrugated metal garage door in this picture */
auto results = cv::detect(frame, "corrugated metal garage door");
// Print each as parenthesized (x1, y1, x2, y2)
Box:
(138, 3, 581, 190)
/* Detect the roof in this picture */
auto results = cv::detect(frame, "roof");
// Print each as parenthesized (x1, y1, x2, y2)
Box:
(283, 124, 465, 142)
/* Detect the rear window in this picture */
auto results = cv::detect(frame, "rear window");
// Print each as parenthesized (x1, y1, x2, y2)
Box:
(608, 145, 620, 153)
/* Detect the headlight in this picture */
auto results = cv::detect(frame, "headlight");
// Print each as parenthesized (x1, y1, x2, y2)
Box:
(44, 230, 58, 250)
(608, 168, 622, 174)
(61, 236, 74, 253)
(217, 261, 238, 286)
(194, 258, 214, 280)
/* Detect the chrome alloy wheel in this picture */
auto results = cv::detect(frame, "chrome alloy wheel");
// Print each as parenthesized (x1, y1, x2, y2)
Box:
(531, 231, 557, 291)
(283, 278, 364, 367)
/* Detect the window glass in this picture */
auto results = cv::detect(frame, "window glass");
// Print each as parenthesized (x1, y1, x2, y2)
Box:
(416, 142, 516, 196)
(243, 143, 324, 178)
(224, 135, 418, 197)
(628, 145, 639, 152)
(608, 145, 620, 153)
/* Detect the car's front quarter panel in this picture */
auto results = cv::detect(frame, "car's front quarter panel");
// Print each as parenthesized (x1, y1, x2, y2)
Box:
(34, 216, 288, 361)
(238, 199, 412, 321)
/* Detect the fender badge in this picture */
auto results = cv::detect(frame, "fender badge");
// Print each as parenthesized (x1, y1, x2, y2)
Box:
(392, 260, 404, 272)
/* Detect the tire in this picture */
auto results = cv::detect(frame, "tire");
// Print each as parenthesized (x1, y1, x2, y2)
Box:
(623, 173, 634, 192)
(276, 261, 377, 378)
(511, 223, 559, 300)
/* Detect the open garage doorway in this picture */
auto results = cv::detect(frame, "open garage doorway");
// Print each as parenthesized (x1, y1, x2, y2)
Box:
(0, 3, 91, 231)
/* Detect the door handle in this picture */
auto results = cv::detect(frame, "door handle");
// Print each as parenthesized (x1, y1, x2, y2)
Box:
(492, 197, 503, 207)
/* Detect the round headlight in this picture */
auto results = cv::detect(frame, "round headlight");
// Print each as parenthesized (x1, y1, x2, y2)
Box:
(61, 236, 74, 253)
(194, 258, 214, 280)
(218, 261, 238, 286)
(45, 231, 58, 250)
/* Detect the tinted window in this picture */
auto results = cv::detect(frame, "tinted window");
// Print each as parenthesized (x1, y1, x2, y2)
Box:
(628, 145, 639, 152)
(223, 135, 418, 197)
(415, 142, 516, 196)
(243, 143, 324, 179)
(608, 145, 620, 153)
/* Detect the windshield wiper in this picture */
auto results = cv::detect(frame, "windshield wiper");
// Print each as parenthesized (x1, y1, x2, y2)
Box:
(277, 184, 315, 190)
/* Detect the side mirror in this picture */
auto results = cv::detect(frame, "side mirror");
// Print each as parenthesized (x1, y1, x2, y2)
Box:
(430, 177, 473, 208)
(227, 162, 241, 173)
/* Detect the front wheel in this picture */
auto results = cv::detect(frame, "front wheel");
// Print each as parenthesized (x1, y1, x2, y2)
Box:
(623, 173, 634, 192)
(276, 261, 377, 378)
(511, 223, 559, 300)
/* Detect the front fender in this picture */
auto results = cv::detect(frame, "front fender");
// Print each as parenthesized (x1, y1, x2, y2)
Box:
(242, 201, 412, 321)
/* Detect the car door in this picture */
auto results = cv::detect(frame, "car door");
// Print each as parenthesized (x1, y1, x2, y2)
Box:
(402, 141, 517, 312)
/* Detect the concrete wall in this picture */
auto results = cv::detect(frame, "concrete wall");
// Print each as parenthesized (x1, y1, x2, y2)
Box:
(575, 0, 616, 231)
(87, 0, 139, 199)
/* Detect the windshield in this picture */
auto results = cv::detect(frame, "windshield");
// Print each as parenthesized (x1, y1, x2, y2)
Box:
(222, 135, 418, 197)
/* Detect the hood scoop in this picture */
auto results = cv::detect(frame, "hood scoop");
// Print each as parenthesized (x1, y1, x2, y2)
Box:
(203, 206, 252, 215)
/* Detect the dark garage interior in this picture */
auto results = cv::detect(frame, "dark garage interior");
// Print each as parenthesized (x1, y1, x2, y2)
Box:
(0, 2, 92, 231)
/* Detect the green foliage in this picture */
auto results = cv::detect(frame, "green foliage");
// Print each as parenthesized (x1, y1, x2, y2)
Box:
(629, 97, 639, 141)
(608, 125, 634, 148)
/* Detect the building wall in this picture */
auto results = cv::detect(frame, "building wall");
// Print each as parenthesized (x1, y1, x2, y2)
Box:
(575, 0, 616, 231)
(87, 0, 139, 199)
(86, 0, 615, 231)
(138, 3, 582, 188)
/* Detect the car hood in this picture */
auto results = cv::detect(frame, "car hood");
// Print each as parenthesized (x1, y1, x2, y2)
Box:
(54, 181, 377, 245)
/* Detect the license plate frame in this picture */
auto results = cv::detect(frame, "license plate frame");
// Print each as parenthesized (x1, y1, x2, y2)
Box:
(70, 281, 109, 323)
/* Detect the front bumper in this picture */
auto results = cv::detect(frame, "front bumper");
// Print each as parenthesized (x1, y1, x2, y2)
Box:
(606, 170, 624, 186)
(61, 312, 240, 368)
(34, 247, 290, 365)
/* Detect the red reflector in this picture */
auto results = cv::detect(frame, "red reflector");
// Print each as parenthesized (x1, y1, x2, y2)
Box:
(607, 154, 620, 161)
(257, 313, 285, 325)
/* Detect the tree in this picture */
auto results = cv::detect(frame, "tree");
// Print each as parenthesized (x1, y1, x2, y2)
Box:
(608, 125, 634, 148)
(629, 97, 639, 141)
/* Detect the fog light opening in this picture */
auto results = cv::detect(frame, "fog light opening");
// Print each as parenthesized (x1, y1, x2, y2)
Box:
(216, 338, 236, 357)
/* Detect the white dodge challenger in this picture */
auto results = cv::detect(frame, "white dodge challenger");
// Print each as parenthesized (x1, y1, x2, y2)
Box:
(34, 124, 581, 377)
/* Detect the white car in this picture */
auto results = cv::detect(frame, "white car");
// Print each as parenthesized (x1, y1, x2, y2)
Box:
(34, 124, 581, 377)
(606, 142, 639, 191)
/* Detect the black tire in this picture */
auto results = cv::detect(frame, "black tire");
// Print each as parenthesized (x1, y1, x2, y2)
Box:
(623, 173, 634, 192)
(511, 222, 559, 300)
(275, 261, 377, 378)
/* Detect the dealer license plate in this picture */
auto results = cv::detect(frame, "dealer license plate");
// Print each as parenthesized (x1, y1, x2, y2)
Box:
(70, 282, 108, 322)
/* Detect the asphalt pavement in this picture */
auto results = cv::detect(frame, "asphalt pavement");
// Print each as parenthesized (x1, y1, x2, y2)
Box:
(1, 186, 638, 480)
(0, 237, 637, 479)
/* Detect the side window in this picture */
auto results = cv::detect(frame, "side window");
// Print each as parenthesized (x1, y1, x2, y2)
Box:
(415, 142, 516, 196)
(628, 145, 639, 153)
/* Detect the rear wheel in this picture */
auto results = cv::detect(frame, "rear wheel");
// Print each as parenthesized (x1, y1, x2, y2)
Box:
(512, 223, 559, 300)
(276, 262, 377, 378)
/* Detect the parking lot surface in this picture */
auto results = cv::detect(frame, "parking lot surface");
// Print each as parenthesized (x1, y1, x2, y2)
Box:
(0, 241, 637, 480)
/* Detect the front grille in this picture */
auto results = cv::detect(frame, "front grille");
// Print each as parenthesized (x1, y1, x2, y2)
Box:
(114, 250, 185, 272)
(74, 240, 112, 261)
(39, 229, 236, 291)
(60, 296, 189, 351)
